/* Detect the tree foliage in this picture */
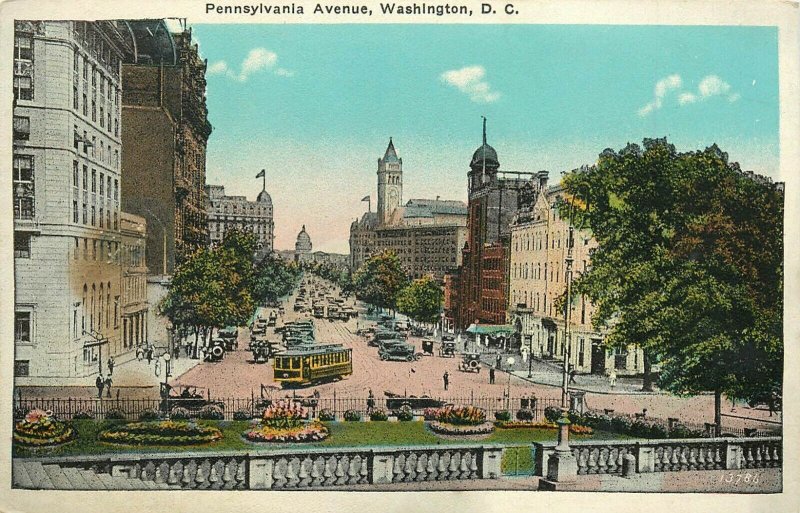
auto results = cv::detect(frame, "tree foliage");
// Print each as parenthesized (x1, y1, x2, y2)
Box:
(561, 138, 783, 406)
(253, 255, 301, 305)
(396, 276, 444, 324)
(352, 250, 408, 311)
(300, 260, 352, 291)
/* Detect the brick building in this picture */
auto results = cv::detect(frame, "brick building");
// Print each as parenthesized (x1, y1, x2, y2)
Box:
(120, 20, 211, 275)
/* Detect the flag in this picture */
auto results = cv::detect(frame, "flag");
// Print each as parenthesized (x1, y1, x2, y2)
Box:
(361, 195, 370, 202)
(256, 169, 265, 178)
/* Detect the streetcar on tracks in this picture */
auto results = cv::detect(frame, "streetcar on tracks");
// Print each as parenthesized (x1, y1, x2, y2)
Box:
(273, 344, 353, 387)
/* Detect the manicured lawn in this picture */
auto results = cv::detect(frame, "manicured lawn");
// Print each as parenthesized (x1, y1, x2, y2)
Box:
(13, 419, 628, 471)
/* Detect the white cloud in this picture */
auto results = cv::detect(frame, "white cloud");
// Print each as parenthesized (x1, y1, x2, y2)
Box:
(638, 73, 741, 116)
(440, 65, 501, 103)
(209, 47, 293, 82)
(638, 74, 682, 116)
(207, 60, 229, 75)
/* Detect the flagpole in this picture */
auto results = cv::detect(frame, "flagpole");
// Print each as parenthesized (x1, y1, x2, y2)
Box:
(262, 169, 266, 192)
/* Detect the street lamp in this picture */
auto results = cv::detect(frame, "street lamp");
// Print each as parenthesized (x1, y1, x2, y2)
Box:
(162, 351, 171, 386)
(506, 356, 515, 409)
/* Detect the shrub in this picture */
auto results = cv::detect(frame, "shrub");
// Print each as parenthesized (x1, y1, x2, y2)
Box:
(105, 408, 127, 420)
(343, 409, 362, 422)
(436, 405, 486, 426)
(169, 407, 191, 421)
(233, 409, 252, 421)
(568, 409, 586, 426)
(262, 400, 307, 428)
(318, 408, 336, 422)
(197, 405, 225, 420)
(515, 409, 534, 421)
(494, 410, 512, 422)
(395, 405, 414, 422)
(13, 407, 26, 420)
(72, 410, 94, 420)
(13, 409, 74, 447)
(138, 408, 161, 421)
(370, 409, 389, 421)
(544, 406, 562, 423)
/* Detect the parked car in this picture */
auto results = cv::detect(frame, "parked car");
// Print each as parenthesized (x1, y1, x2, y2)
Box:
(378, 342, 419, 362)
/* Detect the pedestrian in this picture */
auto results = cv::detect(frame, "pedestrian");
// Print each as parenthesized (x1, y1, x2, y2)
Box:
(443, 371, 449, 391)
(496, 354, 502, 369)
(367, 389, 375, 415)
(146, 346, 153, 365)
(95, 375, 105, 399)
(489, 367, 496, 385)
(136, 346, 143, 361)
(105, 375, 113, 398)
(608, 368, 617, 388)
(107, 356, 115, 376)
(569, 366, 577, 384)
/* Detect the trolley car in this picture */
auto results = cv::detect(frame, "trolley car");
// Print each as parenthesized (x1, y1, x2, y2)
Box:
(273, 344, 353, 387)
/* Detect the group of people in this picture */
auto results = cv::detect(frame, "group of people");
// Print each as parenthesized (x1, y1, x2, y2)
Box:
(94, 356, 116, 399)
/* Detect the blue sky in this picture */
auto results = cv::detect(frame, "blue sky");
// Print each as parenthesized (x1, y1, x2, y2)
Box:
(192, 24, 779, 253)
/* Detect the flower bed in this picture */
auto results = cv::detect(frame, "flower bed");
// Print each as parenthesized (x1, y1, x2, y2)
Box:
(244, 399, 329, 443)
(435, 405, 487, 426)
(13, 409, 74, 448)
(495, 420, 593, 435)
(98, 421, 223, 446)
(428, 421, 495, 436)
(244, 421, 329, 443)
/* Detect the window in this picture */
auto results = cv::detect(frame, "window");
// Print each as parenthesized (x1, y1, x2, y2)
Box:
(14, 232, 31, 258)
(13, 116, 30, 140)
(107, 209, 111, 229)
(73, 201, 79, 223)
(99, 172, 104, 196)
(83, 131, 88, 153)
(82, 93, 88, 116)
(15, 311, 31, 343)
(99, 207, 104, 228)
(14, 360, 30, 377)
(13, 155, 34, 219)
(91, 206, 96, 226)
(13, 76, 32, 101)
(91, 169, 96, 192)
(15, 32, 32, 60)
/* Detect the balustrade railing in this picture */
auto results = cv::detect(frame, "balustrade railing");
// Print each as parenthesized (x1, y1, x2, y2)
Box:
(533, 436, 782, 478)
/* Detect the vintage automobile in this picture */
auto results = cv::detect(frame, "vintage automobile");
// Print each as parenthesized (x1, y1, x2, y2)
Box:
(379, 342, 419, 362)
(250, 337, 282, 363)
(439, 340, 456, 358)
(421, 339, 435, 356)
(384, 391, 446, 410)
(458, 352, 482, 373)
(204, 338, 226, 362)
(368, 330, 405, 347)
(159, 383, 225, 414)
(218, 327, 238, 351)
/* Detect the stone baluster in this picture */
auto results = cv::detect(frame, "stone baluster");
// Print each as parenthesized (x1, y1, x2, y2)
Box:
(755, 445, 764, 468)
(196, 460, 210, 489)
(576, 448, 588, 475)
(714, 445, 723, 469)
(334, 456, 348, 485)
(222, 459, 235, 489)
(181, 461, 195, 488)
(235, 458, 246, 489)
(142, 461, 156, 482)
(427, 452, 438, 480)
(660, 447, 671, 471)
(669, 446, 680, 471)
(597, 448, 609, 474)
(606, 448, 617, 474)
(448, 452, 460, 479)
(587, 449, 598, 474)
(310, 456, 324, 486)
(744, 446, 754, 469)
(285, 457, 300, 488)
(772, 444, 781, 467)
(762, 445, 771, 467)
(208, 461, 221, 489)
(687, 447, 698, 470)
(458, 452, 470, 479)
(298, 456, 312, 487)
(347, 455, 361, 484)
(323, 456, 336, 485)
(437, 452, 448, 479)
(469, 452, 479, 478)
(678, 446, 689, 470)
(167, 462, 180, 486)
(273, 458, 288, 488)
(359, 454, 369, 484)
(404, 453, 417, 482)
(393, 453, 405, 482)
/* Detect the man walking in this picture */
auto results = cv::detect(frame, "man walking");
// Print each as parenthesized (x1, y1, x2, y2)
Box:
(105, 375, 113, 398)
(443, 371, 450, 391)
(146, 346, 153, 365)
(367, 389, 375, 415)
(95, 375, 105, 399)
(489, 367, 496, 385)
(107, 356, 115, 376)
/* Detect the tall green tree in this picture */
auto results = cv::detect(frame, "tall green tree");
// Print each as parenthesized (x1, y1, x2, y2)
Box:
(352, 250, 408, 312)
(561, 138, 783, 430)
(253, 255, 301, 305)
(397, 275, 444, 325)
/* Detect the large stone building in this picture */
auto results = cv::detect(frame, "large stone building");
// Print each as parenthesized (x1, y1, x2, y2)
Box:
(445, 120, 532, 335)
(349, 140, 468, 280)
(508, 173, 644, 375)
(120, 21, 211, 275)
(206, 184, 274, 259)
(12, 21, 138, 382)
(119, 212, 149, 351)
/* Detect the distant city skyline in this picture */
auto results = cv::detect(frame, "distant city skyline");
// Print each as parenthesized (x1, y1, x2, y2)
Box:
(193, 24, 779, 254)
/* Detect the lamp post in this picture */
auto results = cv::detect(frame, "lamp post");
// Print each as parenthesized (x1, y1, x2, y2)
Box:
(162, 351, 171, 386)
(506, 356, 515, 410)
(545, 188, 588, 486)
(528, 335, 534, 378)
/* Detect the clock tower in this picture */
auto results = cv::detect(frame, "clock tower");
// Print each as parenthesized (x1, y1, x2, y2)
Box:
(377, 138, 403, 226)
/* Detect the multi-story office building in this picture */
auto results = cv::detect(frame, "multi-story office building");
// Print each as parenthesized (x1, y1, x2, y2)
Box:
(206, 184, 274, 259)
(349, 140, 468, 280)
(120, 21, 211, 275)
(13, 21, 134, 382)
(119, 213, 148, 352)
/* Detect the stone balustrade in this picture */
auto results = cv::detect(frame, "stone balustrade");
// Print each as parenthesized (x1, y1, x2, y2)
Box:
(533, 436, 782, 478)
(15, 444, 504, 490)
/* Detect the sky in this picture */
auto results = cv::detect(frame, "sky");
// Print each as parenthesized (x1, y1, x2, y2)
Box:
(191, 24, 779, 254)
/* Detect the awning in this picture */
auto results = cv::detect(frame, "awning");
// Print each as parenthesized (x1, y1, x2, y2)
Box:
(466, 323, 515, 335)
